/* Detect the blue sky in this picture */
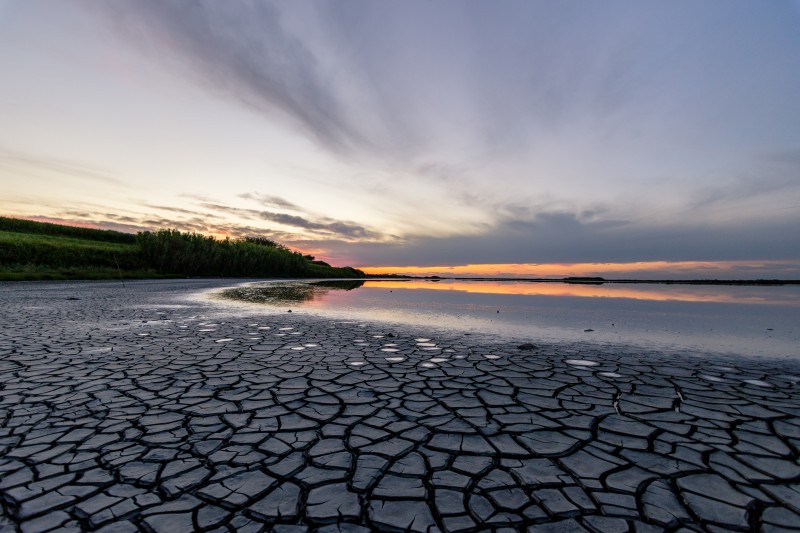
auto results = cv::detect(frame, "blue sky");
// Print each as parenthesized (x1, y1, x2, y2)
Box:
(1, 1, 799, 276)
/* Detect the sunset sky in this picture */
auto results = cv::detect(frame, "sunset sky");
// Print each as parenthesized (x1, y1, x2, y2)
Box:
(1, 1, 799, 278)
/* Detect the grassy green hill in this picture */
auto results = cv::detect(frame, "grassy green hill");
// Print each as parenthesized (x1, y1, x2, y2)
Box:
(0, 217, 364, 281)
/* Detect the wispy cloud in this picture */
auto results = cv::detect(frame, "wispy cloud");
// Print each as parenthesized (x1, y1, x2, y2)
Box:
(92, 0, 371, 154)
(239, 192, 302, 211)
(0, 147, 127, 187)
(142, 204, 209, 216)
(195, 203, 261, 219)
(49, 209, 304, 244)
(259, 211, 381, 240)
(195, 201, 382, 240)
(758, 147, 800, 166)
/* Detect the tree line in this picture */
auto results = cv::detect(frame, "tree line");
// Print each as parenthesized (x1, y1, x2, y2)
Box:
(136, 229, 363, 278)
(0, 217, 364, 279)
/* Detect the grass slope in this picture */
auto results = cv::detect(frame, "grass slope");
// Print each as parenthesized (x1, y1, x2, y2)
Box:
(0, 217, 364, 281)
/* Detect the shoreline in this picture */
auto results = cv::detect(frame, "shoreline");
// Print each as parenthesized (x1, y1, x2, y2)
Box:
(1, 279, 799, 531)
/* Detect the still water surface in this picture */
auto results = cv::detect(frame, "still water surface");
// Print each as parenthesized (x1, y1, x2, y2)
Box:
(218, 279, 800, 359)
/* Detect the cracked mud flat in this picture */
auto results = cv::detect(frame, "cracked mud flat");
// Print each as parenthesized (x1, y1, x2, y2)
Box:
(1, 280, 799, 533)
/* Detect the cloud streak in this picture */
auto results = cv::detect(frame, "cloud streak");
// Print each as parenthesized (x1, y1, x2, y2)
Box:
(0, 147, 127, 187)
(192, 201, 381, 240)
(50, 209, 305, 245)
(92, 0, 373, 155)
(238, 192, 302, 211)
(136, 199, 386, 242)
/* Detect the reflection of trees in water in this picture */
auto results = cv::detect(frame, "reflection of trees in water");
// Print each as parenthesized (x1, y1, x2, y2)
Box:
(221, 284, 315, 304)
(221, 280, 364, 304)
(310, 280, 365, 290)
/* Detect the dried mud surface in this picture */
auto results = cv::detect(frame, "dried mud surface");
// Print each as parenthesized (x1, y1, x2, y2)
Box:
(1, 279, 799, 532)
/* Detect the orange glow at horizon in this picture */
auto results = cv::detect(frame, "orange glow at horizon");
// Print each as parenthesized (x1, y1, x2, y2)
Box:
(361, 260, 794, 278)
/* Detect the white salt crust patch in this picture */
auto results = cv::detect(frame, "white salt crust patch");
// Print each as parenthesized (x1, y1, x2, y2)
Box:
(565, 359, 599, 367)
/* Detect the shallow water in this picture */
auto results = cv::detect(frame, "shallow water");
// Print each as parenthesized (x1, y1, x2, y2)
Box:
(218, 279, 800, 359)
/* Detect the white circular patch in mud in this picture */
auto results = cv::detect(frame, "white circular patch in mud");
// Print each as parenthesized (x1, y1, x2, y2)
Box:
(743, 379, 772, 387)
(565, 359, 599, 367)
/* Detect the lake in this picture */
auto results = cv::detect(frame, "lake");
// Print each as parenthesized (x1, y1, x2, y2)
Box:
(216, 279, 800, 359)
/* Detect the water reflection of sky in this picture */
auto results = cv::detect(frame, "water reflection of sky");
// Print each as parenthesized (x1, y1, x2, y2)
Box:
(361, 280, 800, 305)
(218, 279, 800, 359)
